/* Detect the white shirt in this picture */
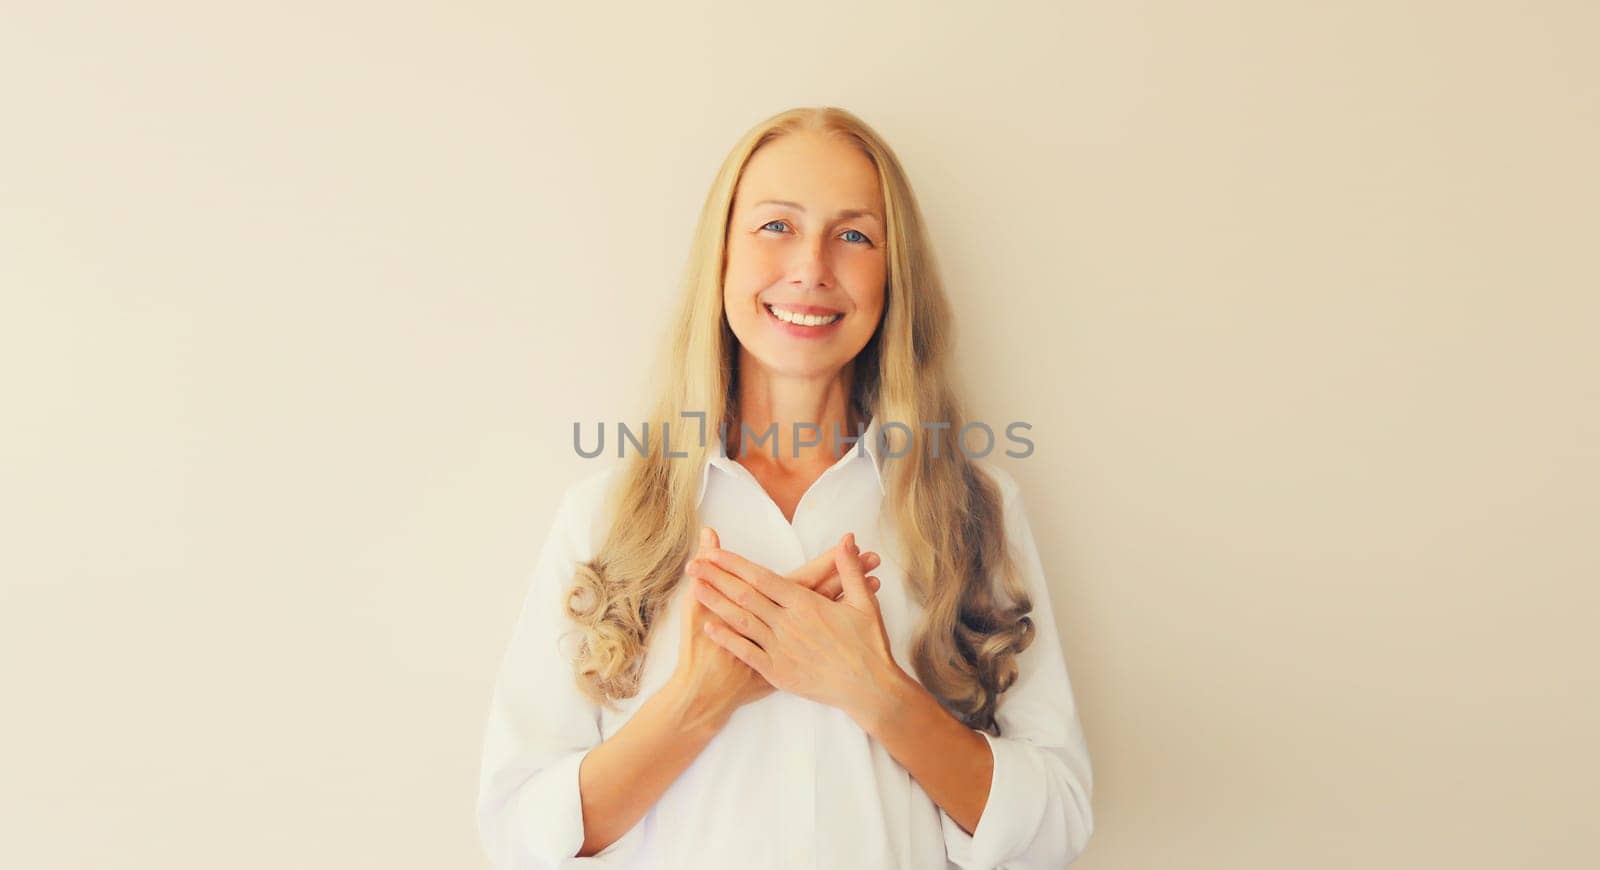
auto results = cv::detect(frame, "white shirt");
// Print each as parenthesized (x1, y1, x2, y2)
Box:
(475, 416, 1094, 869)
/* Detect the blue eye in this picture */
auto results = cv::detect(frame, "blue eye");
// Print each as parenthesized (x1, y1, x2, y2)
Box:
(759, 220, 872, 246)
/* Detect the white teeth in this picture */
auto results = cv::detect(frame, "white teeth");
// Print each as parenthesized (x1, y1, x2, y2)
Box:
(766, 304, 842, 327)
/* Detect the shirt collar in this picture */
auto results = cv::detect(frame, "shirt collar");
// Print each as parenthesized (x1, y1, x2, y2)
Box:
(696, 415, 888, 507)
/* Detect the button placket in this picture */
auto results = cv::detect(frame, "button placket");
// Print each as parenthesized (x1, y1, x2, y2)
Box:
(726, 447, 852, 869)
(798, 702, 817, 869)
(776, 694, 818, 870)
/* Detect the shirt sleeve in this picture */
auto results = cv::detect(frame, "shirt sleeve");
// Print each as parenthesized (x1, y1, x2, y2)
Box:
(939, 475, 1096, 869)
(475, 475, 646, 868)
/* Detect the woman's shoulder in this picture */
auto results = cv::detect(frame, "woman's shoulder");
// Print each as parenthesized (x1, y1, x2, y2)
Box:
(550, 462, 627, 557)
(561, 462, 625, 513)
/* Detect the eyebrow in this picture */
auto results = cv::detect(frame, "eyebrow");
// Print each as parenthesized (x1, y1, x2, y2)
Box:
(750, 199, 884, 224)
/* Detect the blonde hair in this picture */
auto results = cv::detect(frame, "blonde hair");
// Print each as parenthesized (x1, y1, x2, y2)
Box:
(563, 106, 1035, 735)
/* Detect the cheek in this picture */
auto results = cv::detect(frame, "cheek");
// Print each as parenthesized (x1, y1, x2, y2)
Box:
(844, 257, 887, 314)
(723, 241, 782, 295)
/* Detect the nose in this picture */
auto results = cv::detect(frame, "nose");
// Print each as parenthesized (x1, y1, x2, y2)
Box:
(787, 234, 835, 290)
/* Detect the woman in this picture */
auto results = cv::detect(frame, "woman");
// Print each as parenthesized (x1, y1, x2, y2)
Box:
(476, 106, 1093, 869)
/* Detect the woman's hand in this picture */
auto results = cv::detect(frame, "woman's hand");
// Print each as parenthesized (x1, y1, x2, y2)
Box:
(785, 540, 883, 601)
(666, 527, 774, 733)
(688, 532, 902, 725)
(667, 528, 883, 732)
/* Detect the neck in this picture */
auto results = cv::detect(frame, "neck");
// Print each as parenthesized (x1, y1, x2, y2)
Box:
(730, 356, 861, 472)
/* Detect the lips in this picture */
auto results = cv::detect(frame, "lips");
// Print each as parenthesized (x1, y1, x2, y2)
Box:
(764, 303, 844, 327)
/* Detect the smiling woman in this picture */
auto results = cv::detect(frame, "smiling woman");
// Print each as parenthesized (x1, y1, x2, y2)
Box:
(475, 106, 1094, 869)
(725, 139, 886, 361)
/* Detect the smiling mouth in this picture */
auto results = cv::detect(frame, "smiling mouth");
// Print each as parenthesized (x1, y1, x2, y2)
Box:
(764, 303, 844, 327)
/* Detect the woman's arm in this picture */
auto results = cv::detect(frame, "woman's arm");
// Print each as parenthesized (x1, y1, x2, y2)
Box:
(856, 473, 1096, 869)
(572, 675, 726, 856)
(479, 471, 675, 868)
(858, 664, 996, 832)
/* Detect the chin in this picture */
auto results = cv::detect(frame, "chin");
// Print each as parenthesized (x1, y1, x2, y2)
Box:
(746, 347, 849, 379)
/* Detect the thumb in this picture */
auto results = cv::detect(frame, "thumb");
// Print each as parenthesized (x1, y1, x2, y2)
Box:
(834, 532, 873, 606)
(700, 524, 726, 556)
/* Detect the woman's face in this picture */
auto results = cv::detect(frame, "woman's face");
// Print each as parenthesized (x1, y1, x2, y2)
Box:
(723, 131, 888, 381)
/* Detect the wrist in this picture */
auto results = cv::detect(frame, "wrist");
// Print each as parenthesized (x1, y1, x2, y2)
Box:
(658, 673, 730, 738)
(852, 658, 916, 737)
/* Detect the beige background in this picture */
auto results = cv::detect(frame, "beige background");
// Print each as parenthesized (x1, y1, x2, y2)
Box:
(3, 2, 1596, 868)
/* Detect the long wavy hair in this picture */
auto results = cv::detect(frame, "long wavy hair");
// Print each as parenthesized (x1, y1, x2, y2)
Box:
(562, 106, 1036, 735)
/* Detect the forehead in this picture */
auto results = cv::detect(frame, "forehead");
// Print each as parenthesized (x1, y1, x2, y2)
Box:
(734, 131, 884, 212)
